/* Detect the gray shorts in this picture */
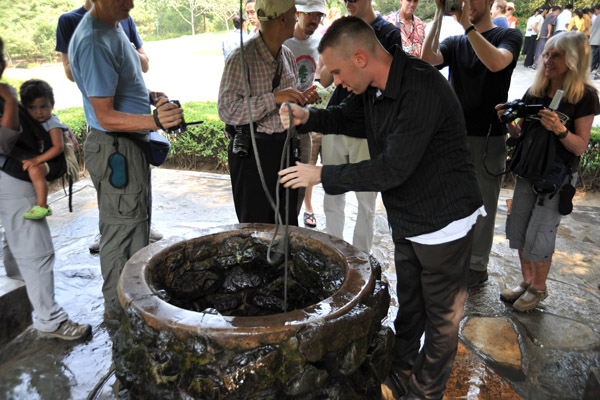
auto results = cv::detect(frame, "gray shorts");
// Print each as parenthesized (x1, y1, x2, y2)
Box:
(506, 175, 573, 262)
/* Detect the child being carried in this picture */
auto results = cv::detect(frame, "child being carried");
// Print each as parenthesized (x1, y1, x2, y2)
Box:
(19, 79, 72, 219)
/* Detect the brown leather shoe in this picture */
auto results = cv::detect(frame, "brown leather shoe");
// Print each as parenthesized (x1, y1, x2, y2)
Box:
(500, 282, 530, 303)
(467, 269, 488, 287)
(513, 287, 548, 312)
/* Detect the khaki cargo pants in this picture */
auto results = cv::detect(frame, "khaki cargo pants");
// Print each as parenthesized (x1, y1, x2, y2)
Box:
(84, 129, 150, 318)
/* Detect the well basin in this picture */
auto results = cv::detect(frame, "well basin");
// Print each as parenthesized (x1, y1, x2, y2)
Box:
(114, 223, 394, 399)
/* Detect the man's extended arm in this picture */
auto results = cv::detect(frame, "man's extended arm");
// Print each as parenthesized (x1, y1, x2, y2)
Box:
(421, 5, 445, 66)
(90, 97, 182, 132)
(61, 53, 75, 82)
(0, 83, 19, 132)
(136, 47, 150, 73)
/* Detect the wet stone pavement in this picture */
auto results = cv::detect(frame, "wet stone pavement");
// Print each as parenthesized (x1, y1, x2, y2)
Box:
(0, 168, 599, 400)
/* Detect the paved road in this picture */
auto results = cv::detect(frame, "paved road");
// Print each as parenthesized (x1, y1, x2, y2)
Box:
(4, 33, 600, 126)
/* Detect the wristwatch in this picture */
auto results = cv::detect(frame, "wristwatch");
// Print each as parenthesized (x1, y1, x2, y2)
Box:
(557, 128, 569, 139)
(465, 25, 476, 35)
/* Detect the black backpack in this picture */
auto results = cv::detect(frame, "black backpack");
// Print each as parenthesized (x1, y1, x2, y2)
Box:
(0, 101, 66, 182)
(509, 118, 571, 197)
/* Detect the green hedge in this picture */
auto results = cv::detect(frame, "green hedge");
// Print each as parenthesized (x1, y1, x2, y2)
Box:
(45, 102, 600, 191)
(164, 101, 228, 171)
(55, 101, 228, 172)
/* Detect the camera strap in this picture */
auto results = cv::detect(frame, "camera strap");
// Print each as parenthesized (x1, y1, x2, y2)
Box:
(483, 123, 510, 178)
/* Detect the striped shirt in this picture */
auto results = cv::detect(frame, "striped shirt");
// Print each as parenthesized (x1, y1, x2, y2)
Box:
(218, 32, 299, 134)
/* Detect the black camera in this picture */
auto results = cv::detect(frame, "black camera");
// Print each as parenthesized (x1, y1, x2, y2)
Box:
(232, 126, 250, 157)
(156, 100, 203, 134)
(444, 0, 462, 12)
(500, 100, 544, 124)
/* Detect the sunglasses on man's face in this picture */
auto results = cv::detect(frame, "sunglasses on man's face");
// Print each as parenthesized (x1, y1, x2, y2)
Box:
(344, 0, 359, 3)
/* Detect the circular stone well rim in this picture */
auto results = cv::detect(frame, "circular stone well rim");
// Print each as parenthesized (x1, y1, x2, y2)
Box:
(118, 223, 375, 348)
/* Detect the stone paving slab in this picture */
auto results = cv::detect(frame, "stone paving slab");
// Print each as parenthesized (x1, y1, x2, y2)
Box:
(0, 169, 599, 400)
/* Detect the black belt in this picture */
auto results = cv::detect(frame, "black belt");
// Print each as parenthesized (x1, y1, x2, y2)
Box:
(225, 124, 285, 141)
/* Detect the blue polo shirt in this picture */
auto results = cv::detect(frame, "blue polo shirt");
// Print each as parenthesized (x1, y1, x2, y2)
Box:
(69, 13, 150, 132)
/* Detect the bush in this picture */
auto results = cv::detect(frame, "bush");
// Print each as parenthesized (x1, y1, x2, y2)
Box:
(580, 129, 600, 191)
(55, 107, 87, 167)
(44, 102, 600, 191)
(54, 101, 229, 173)
(164, 101, 228, 171)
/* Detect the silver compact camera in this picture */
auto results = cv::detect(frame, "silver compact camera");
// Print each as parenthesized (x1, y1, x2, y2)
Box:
(444, 0, 462, 13)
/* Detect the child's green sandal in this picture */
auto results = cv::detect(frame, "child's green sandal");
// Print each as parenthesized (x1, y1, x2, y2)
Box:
(24, 205, 52, 220)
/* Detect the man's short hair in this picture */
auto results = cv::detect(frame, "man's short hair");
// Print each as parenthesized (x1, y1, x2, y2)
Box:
(246, 0, 255, 4)
(565, 4, 573, 10)
(594, 5, 600, 11)
(232, 12, 245, 29)
(318, 16, 377, 56)
(494, 0, 507, 13)
(19, 79, 55, 106)
(552, 6, 562, 12)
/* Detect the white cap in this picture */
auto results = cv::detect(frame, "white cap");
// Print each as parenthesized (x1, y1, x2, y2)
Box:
(506, 2, 515, 10)
(297, 0, 326, 15)
(256, 0, 297, 21)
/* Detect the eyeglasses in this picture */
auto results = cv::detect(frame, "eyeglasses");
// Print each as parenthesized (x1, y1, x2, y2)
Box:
(542, 51, 564, 61)
(344, 0, 359, 3)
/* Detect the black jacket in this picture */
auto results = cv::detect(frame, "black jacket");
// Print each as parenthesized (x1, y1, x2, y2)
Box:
(302, 47, 483, 240)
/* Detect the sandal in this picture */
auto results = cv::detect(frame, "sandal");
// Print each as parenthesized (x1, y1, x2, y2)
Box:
(24, 205, 52, 220)
(303, 212, 317, 228)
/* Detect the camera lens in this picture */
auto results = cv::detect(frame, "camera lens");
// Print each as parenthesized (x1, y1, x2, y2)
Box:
(500, 108, 518, 124)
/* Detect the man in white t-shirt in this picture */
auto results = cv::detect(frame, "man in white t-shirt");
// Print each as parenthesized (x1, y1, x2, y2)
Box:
(283, 0, 325, 228)
(556, 4, 573, 33)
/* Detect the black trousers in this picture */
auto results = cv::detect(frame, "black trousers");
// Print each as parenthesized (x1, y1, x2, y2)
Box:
(392, 230, 474, 400)
(523, 36, 538, 67)
(228, 132, 298, 226)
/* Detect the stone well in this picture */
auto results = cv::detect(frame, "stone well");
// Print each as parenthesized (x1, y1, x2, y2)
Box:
(114, 223, 394, 399)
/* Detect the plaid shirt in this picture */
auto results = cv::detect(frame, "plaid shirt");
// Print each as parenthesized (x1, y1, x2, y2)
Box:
(218, 33, 299, 134)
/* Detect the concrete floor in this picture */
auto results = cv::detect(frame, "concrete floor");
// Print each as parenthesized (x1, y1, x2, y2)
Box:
(1, 168, 599, 399)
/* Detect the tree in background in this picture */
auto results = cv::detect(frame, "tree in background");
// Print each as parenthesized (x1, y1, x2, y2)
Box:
(168, 0, 208, 35)
(207, 0, 241, 32)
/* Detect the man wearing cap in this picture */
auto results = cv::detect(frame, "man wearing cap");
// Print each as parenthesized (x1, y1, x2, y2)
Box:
(318, 0, 402, 254)
(506, 2, 518, 29)
(218, 0, 318, 226)
(284, 0, 326, 227)
(422, 0, 522, 288)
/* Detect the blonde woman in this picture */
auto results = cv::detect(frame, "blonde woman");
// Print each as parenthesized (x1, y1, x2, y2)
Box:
(497, 32, 600, 312)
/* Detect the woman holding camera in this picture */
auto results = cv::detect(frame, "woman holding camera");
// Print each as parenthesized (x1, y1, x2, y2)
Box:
(496, 32, 600, 312)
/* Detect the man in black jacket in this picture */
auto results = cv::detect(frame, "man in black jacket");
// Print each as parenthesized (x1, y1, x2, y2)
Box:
(279, 17, 483, 400)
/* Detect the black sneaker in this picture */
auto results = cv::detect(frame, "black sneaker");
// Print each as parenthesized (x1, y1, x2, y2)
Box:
(467, 269, 488, 288)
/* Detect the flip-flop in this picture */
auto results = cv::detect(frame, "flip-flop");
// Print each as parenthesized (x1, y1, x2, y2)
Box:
(303, 212, 317, 228)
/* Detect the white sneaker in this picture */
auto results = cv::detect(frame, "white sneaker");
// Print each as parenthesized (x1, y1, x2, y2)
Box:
(149, 226, 163, 242)
(88, 233, 101, 253)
